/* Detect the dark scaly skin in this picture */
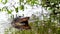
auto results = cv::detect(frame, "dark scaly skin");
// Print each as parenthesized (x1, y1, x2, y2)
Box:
(11, 16, 31, 30)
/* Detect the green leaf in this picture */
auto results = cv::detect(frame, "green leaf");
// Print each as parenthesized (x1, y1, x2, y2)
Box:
(7, 10, 12, 14)
(1, 0, 8, 4)
(20, 5, 24, 11)
(15, 7, 18, 13)
(19, 0, 24, 2)
(48, 7, 52, 10)
(2, 7, 7, 11)
(26, 0, 31, 2)
(19, 0, 24, 4)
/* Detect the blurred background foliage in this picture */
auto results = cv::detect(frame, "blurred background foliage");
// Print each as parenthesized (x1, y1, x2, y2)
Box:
(0, 0, 60, 34)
